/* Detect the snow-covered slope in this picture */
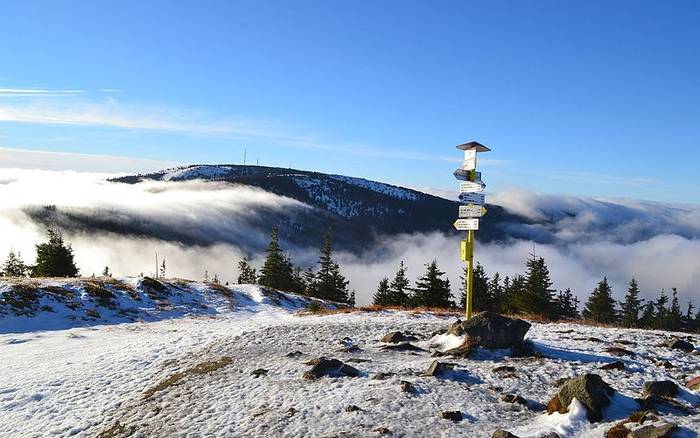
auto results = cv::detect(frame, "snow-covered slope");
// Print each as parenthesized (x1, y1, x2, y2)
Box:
(2, 302, 699, 437)
(0, 277, 337, 333)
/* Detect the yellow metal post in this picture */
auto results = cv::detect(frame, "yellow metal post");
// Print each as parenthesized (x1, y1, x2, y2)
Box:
(465, 229, 475, 319)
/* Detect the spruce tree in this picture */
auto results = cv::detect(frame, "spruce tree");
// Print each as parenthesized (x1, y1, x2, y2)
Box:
(31, 228, 79, 278)
(372, 277, 392, 306)
(258, 227, 293, 291)
(502, 275, 525, 314)
(653, 289, 669, 330)
(515, 254, 555, 318)
(307, 228, 349, 303)
(639, 301, 655, 328)
(667, 288, 683, 331)
(102, 266, 111, 277)
(411, 260, 452, 308)
(618, 278, 643, 328)
(1, 250, 28, 277)
(460, 263, 490, 312)
(682, 301, 696, 333)
(237, 257, 257, 284)
(388, 261, 410, 307)
(289, 266, 306, 295)
(582, 277, 617, 323)
(555, 288, 580, 319)
(487, 272, 504, 313)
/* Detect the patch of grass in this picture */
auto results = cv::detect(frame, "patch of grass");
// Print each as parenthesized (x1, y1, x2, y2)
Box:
(142, 356, 232, 400)
(141, 277, 169, 299)
(1, 283, 41, 316)
(83, 281, 116, 308)
(96, 421, 135, 438)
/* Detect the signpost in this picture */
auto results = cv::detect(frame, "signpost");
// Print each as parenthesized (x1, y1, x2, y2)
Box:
(458, 192, 485, 205)
(454, 141, 491, 319)
(459, 204, 487, 218)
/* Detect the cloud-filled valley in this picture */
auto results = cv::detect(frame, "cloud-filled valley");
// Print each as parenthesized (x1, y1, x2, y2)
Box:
(1, 167, 699, 307)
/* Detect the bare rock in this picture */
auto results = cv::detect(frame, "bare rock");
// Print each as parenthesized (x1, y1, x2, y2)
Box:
(549, 374, 615, 422)
(666, 338, 694, 352)
(345, 405, 361, 412)
(605, 346, 635, 357)
(381, 331, 418, 343)
(251, 368, 268, 378)
(446, 319, 465, 336)
(628, 423, 678, 438)
(303, 357, 360, 380)
(424, 360, 455, 377)
(400, 380, 415, 393)
(606, 423, 631, 438)
(374, 426, 391, 435)
(600, 361, 625, 371)
(438, 410, 462, 421)
(493, 365, 516, 374)
(641, 381, 678, 398)
(461, 312, 531, 349)
(492, 430, 520, 438)
(372, 372, 395, 380)
(379, 342, 426, 353)
(501, 394, 528, 406)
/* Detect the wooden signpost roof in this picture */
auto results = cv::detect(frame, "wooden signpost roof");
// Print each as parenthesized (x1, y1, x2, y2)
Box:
(456, 141, 491, 152)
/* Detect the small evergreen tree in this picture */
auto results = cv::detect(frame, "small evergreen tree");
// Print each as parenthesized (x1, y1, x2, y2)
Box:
(102, 266, 111, 277)
(212, 273, 220, 284)
(515, 254, 556, 318)
(682, 301, 696, 333)
(307, 228, 350, 303)
(348, 290, 356, 307)
(373, 277, 393, 306)
(501, 275, 525, 314)
(667, 288, 683, 331)
(411, 260, 452, 308)
(289, 266, 307, 295)
(488, 272, 505, 313)
(1, 250, 28, 277)
(237, 257, 257, 284)
(388, 261, 410, 307)
(258, 227, 294, 291)
(639, 301, 656, 328)
(653, 289, 669, 330)
(31, 228, 79, 278)
(460, 263, 490, 312)
(618, 278, 643, 328)
(555, 288, 580, 319)
(159, 258, 167, 278)
(582, 277, 617, 323)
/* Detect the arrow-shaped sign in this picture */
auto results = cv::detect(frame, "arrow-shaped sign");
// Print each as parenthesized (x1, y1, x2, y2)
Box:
(454, 218, 479, 231)
(460, 181, 486, 193)
(453, 169, 482, 181)
(458, 192, 485, 205)
(459, 204, 487, 218)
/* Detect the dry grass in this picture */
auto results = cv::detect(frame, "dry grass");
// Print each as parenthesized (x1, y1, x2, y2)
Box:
(299, 304, 461, 318)
(142, 356, 232, 400)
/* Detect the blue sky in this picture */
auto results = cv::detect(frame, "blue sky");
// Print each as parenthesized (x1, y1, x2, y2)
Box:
(0, 1, 698, 202)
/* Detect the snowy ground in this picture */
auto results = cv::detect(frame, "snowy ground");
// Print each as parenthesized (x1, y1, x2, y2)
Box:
(1, 284, 699, 437)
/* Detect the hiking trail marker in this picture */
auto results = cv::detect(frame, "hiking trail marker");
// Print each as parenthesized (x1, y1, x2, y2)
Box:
(454, 141, 491, 319)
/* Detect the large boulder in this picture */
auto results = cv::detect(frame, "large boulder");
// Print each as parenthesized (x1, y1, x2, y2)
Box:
(424, 360, 455, 377)
(491, 431, 520, 438)
(461, 312, 531, 349)
(628, 423, 678, 438)
(547, 374, 615, 422)
(303, 357, 360, 379)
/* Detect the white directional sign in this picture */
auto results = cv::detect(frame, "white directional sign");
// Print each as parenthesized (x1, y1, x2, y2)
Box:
(460, 181, 486, 193)
(454, 218, 479, 231)
(459, 204, 487, 218)
(458, 192, 485, 205)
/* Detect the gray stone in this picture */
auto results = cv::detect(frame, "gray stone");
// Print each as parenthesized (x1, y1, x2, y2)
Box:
(374, 426, 391, 435)
(438, 410, 462, 421)
(447, 319, 465, 336)
(424, 360, 455, 377)
(538, 434, 560, 438)
(379, 342, 426, 352)
(345, 405, 361, 412)
(491, 431, 520, 438)
(400, 380, 415, 393)
(303, 357, 360, 380)
(552, 374, 614, 422)
(250, 368, 268, 378)
(599, 360, 625, 371)
(666, 338, 694, 352)
(629, 423, 678, 438)
(381, 331, 418, 343)
(461, 312, 531, 349)
(501, 394, 528, 406)
(641, 380, 678, 398)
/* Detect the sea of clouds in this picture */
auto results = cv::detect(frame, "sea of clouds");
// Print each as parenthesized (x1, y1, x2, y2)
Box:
(1, 168, 698, 307)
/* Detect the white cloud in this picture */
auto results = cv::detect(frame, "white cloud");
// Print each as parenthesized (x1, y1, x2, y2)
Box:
(0, 147, 180, 173)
